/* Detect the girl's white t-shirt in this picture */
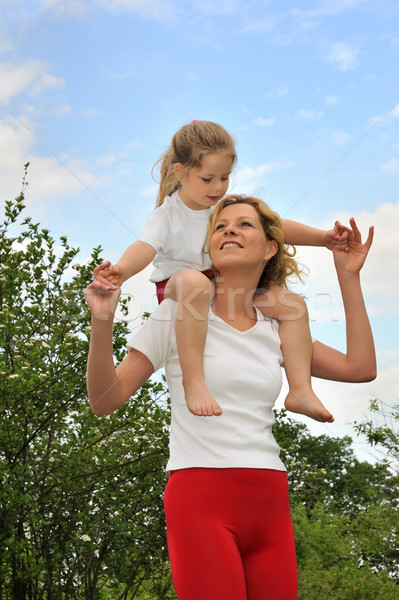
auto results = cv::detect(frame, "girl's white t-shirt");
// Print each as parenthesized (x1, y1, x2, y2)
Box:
(138, 191, 213, 282)
(127, 299, 285, 473)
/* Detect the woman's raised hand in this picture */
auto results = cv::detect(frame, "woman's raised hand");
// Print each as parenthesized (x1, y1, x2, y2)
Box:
(84, 261, 121, 320)
(333, 217, 374, 275)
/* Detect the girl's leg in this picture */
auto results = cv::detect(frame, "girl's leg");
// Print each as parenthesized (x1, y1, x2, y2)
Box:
(255, 287, 334, 422)
(165, 269, 221, 416)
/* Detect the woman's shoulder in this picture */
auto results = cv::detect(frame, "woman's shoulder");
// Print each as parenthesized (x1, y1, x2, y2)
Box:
(148, 298, 177, 322)
(254, 306, 280, 328)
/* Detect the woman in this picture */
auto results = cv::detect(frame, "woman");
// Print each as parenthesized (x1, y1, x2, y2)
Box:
(85, 195, 375, 600)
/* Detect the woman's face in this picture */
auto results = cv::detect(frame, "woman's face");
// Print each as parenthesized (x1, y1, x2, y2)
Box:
(209, 203, 277, 274)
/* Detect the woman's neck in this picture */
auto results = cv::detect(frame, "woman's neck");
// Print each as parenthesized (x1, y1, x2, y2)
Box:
(212, 271, 258, 329)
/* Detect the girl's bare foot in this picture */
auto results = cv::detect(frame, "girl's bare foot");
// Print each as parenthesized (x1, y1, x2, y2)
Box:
(184, 381, 222, 417)
(284, 388, 334, 423)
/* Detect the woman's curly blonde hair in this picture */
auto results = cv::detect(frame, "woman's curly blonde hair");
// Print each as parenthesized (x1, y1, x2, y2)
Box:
(205, 194, 305, 289)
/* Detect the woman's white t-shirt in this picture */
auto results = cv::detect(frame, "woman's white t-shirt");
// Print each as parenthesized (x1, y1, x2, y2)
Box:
(127, 300, 285, 473)
(138, 191, 213, 282)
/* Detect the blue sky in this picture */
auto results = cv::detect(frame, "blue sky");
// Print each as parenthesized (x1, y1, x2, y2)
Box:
(1, 0, 398, 462)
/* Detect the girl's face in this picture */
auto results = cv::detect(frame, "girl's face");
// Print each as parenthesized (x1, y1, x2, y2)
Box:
(209, 203, 277, 273)
(176, 153, 232, 211)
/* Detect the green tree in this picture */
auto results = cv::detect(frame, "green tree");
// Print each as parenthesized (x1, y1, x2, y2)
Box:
(0, 167, 175, 599)
(353, 398, 399, 580)
(354, 397, 399, 470)
(294, 503, 399, 600)
(273, 410, 399, 597)
(274, 409, 397, 516)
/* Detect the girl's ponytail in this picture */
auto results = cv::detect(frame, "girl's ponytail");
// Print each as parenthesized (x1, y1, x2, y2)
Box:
(154, 151, 180, 207)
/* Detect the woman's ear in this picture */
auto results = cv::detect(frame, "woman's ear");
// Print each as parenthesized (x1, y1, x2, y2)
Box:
(264, 239, 278, 262)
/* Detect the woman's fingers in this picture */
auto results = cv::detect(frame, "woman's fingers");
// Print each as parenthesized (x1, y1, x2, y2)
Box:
(92, 275, 118, 291)
(364, 226, 374, 251)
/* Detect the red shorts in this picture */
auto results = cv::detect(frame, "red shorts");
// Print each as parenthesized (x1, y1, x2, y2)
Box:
(155, 269, 215, 304)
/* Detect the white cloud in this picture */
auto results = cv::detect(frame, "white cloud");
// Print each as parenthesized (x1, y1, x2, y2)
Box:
(378, 347, 399, 367)
(0, 113, 102, 217)
(0, 31, 13, 53)
(382, 102, 399, 120)
(98, 0, 176, 19)
(368, 102, 399, 129)
(237, 161, 292, 183)
(290, 0, 365, 23)
(265, 86, 289, 100)
(275, 362, 399, 463)
(0, 115, 34, 169)
(42, 0, 178, 20)
(192, 0, 239, 15)
(95, 141, 142, 168)
(43, 0, 88, 18)
(30, 73, 65, 95)
(242, 2, 364, 43)
(380, 157, 399, 174)
(139, 184, 158, 198)
(332, 130, 351, 145)
(325, 94, 339, 106)
(241, 19, 274, 34)
(290, 203, 399, 312)
(321, 362, 399, 424)
(254, 116, 275, 127)
(80, 108, 102, 117)
(326, 41, 359, 71)
(0, 60, 51, 103)
(52, 103, 72, 117)
(0, 59, 102, 215)
(296, 108, 324, 121)
(96, 153, 121, 168)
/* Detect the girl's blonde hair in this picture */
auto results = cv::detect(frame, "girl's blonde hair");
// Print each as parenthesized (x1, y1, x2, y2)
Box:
(153, 121, 237, 207)
(205, 194, 305, 289)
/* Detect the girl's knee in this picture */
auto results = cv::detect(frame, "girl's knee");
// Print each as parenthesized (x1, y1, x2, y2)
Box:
(167, 269, 215, 302)
(177, 269, 214, 293)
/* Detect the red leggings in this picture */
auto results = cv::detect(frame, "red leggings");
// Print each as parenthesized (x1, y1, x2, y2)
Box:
(164, 468, 297, 600)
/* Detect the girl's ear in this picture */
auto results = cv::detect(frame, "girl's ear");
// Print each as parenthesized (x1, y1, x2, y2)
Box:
(264, 239, 278, 262)
(173, 162, 184, 180)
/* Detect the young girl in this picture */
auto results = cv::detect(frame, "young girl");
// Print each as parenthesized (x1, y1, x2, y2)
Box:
(99, 120, 341, 422)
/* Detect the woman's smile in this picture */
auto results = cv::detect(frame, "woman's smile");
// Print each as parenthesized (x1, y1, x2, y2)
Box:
(220, 241, 243, 249)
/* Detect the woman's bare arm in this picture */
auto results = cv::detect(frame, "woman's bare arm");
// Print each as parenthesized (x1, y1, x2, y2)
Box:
(311, 218, 376, 382)
(85, 268, 154, 415)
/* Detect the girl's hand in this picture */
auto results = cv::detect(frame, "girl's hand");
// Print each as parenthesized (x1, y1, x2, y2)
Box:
(323, 227, 341, 251)
(94, 261, 121, 288)
(84, 268, 121, 320)
(324, 223, 351, 251)
(333, 218, 374, 275)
